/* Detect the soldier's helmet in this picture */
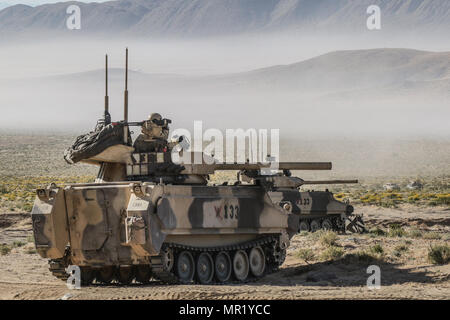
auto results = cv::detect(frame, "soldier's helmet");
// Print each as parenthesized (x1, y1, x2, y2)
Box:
(149, 113, 162, 122)
(141, 113, 170, 141)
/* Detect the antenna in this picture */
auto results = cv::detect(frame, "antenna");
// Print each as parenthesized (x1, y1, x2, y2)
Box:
(123, 48, 129, 143)
(104, 54, 111, 125)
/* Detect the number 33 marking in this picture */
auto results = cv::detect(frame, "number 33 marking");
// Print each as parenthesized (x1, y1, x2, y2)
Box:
(224, 205, 239, 219)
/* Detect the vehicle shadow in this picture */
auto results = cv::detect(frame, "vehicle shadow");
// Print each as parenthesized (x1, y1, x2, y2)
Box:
(84, 255, 446, 288)
(256, 257, 446, 287)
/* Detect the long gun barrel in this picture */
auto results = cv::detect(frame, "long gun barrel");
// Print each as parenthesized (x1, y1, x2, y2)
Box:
(212, 162, 332, 171)
(300, 179, 358, 185)
(245, 176, 358, 189)
(180, 162, 332, 175)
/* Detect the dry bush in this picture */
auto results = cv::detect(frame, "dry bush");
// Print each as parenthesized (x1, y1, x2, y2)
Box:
(428, 244, 450, 264)
(340, 250, 382, 264)
(422, 232, 442, 240)
(320, 246, 344, 261)
(319, 231, 338, 247)
(12, 240, 26, 248)
(26, 234, 35, 243)
(408, 228, 423, 238)
(25, 247, 37, 255)
(296, 248, 315, 264)
(0, 244, 11, 255)
(393, 244, 409, 257)
(388, 224, 406, 237)
(369, 227, 386, 237)
(370, 244, 384, 255)
(308, 230, 325, 241)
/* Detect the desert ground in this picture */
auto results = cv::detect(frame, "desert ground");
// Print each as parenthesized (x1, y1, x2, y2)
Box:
(0, 204, 448, 300)
(0, 0, 449, 303)
(0, 134, 448, 300)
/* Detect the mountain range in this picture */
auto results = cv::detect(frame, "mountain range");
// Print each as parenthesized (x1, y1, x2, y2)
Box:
(38, 48, 450, 98)
(0, 47, 448, 134)
(0, 0, 449, 38)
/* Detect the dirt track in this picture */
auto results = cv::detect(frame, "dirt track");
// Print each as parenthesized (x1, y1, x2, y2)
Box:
(0, 205, 448, 300)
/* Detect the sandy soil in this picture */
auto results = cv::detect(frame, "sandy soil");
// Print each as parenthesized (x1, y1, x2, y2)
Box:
(0, 204, 448, 300)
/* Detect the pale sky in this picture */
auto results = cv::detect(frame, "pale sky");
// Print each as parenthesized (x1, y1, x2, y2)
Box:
(0, 0, 109, 7)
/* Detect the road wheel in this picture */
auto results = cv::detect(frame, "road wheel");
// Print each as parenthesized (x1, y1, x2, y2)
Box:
(117, 266, 134, 285)
(299, 221, 310, 232)
(215, 251, 232, 283)
(310, 219, 321, 232)
(249, 246, 266, 277)
(135, 265, 151, 284)
(96, 266, 116, 284)
(233, 250, 249, 281)
(196, 252, 214, 284)
(322, 218, 333, 230)
(176, 251, 195, 284)
(162, 247, 175, 272)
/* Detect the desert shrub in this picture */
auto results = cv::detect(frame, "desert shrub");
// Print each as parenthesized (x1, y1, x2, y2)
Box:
(22, 202, 33, 212)
(12, 240, 26, 248)
(308, 229, 325, 241)
(384, 192, 402, 199)
(380, 200, 398, 208)
(422, 232, 442, 240)
(360, 193, 381, 205)
(0, 244, 11, 255)
(347, 183, 447, 207)
(393, 244, 409, 257)
(25, 247, 37, 254)
(388, 224, 406, 237)
(427, 244, 450, 264)
(435, 194, 450, 206)
(369, 227, 386, 237)
(0, 185, 8, 194)
(334, 192, 344, 198)
(341, 250, 380, 264)
(408, 228, 423, 238)
(0, 175, 95, 214)
(407, 193, 420, 203)
(319, 231, 338, 247)
(296, 248, 315, 264)
(370, 244, 384, 255)
(320, 246, 344, 261)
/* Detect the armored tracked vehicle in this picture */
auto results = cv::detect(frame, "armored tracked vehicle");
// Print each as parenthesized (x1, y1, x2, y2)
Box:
(31, 51, 363, 285)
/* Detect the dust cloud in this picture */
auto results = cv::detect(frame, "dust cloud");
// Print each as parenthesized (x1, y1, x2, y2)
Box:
(0, 33, 448, 177)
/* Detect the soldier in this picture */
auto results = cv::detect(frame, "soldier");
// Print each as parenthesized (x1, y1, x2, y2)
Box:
(133, 113, 171, 152)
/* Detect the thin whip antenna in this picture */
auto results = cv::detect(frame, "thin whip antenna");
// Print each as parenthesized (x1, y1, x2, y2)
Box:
(123, 48, 129, 143)
(104, 54, 110, 124)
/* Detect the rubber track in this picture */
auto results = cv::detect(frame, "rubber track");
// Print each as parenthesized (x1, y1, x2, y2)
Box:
(151, 235, 284, 285)
(47, 235, 286, 285)
(48, 260, 69, 281)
